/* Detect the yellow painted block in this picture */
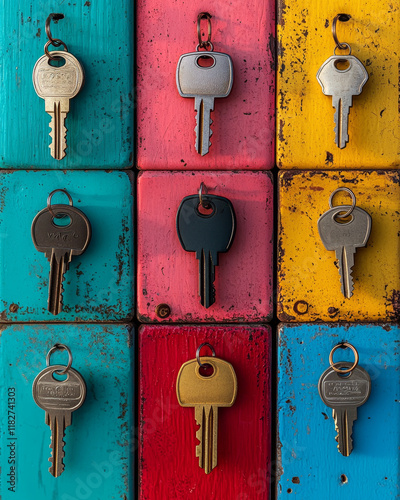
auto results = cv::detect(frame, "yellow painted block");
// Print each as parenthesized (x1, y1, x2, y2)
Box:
(277, 2, 400, 168)
(278, 170, 400, 322)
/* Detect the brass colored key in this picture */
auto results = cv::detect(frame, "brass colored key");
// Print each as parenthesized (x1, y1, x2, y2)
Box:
(176, 345, 237, 474)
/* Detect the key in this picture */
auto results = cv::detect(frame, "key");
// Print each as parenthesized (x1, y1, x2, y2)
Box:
(317, 51, 368, 148)
(33, 51, 84, 160)
(176, 193, 235, 308)
(177, 51, 233, 155)
(318, 204, 371, 298)
(319, 362, 371, 456)
(176, 355, 237, 473)
(31, 202, 91, 315)
(33, 362, 86, 476)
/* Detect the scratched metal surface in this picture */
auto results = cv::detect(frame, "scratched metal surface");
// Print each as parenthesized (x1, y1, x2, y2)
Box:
(0, 170, 134, 322)
(0, 323, 134, 500)
(0, 0, 134, 169)
(277, 323, 400, 498)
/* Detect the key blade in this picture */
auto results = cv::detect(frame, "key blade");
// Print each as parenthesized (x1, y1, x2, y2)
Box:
(48, 251, 71, 315)
(48, 106, 67, 160)
(333, 407, 357, 457)
(195, 405, 218, 474)
(48, 412, 71, 477)
(335, 246, 355, 299)
(194, 96, 214, 156)
(199, 249, 215, 308)
(332, 95, 351, 149)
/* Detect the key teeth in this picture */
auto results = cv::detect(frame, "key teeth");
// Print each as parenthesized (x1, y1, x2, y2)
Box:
(338, 266, 354, 298)
(49, 427, 66, 477)
(49, 121, 67, 160)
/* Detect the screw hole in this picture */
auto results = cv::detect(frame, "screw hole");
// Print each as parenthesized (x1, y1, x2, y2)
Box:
(340, 474, 348, 484)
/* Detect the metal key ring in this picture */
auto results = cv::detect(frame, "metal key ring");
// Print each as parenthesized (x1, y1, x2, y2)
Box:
(332, 13, 351, 50)
(46, 343, 73, 375)
(329, 342, 359, 374)
(196, 342, 216, 367)
(197, 12, 212, 51)
(198, 182, 209, 207)
(333, 42, 352, 56)
(47, 189, 73, 219)
(329, 187, 356, 219)
(45, 13, 65, 45)
(44, 39, 69, 60)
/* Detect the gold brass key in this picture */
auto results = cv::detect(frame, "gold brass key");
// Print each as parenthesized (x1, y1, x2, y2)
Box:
(176, 343, 237, 474)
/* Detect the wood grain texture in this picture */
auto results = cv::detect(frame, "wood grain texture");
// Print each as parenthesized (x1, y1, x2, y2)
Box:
(278, 170, 400, 322)
(0, 170, 134, 322)
(277, 323, 400, 498)
(139, 324, 271, 499)
(136, 0, 275, 170)
(137, 171, 274, 322)
(0, 323, 134, 500)
(0, 0, 134, 169)
(277, 1, 400, 168)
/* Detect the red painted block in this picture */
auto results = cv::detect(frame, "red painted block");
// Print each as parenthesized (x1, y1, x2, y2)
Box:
(136, 1, 275, 170)
(139, 324, 272, 500)
(137, 171, 274, 322)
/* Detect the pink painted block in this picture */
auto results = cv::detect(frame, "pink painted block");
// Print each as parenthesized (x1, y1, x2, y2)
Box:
(136, 1, 275, 170)
(137, 171, 273, 322)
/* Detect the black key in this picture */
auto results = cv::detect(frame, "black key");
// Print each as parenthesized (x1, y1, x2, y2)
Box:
(176, 194, 235, 308)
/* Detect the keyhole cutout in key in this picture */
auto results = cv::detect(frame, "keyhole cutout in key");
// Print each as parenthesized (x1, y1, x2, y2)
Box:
(199, 363, 215, 377)
(334, 213, 353, 224)
(52, 215, 72, 227)
(197, 55, 215, 68)
(48, 57, 66, 68)
(52, 371, 68, 381)
(197, 203, 215, 216)
(334, 59, 350, 71)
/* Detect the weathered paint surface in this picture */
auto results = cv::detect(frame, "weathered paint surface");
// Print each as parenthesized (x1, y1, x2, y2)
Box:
(277, 2, 400, 168)
(0, 1, 134, 169)
(139, 324, 271, 499)
(278, 170, 400, 322)
(277, 323, 400, 498)
(0, 171, 134, 322)
(0, 323, 134, 500)
(136, 0, 275, 170)
(137, 171, 274, 322)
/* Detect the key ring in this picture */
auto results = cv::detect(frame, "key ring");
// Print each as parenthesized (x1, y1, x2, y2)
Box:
(196, 12, 214, 52)
(332, 13, 351, 51)
(45, 13, 69, 60)
(196, 342, 216, 367)
(46, 343, 73, 375)
(329, 187, 356, 219)
(47, 189, 73, 219)
(329, 342, 359, 374)
(198, 182, 211, 208)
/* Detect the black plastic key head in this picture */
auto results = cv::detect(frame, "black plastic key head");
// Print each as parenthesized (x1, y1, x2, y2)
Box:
(176, 194, 236, 308)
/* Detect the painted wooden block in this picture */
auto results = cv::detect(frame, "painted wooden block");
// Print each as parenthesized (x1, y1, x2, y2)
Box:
(140, 324, 271, 499)
(277, 2, 400, 168)
(136, 1, 275, 170)
(277, 323, 400, 498)
(137, 171, 273, 322)
(278, 170, 400, 322)
(0, 323, 134, 500)
(0, 170, 134, 322)
(0, 1, 134, 169)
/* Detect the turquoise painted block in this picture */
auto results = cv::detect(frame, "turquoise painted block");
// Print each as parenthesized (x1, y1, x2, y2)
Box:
(0, 170, 134, 322)
(277, 323, 400, 499)
(0, 1, 133, 168)
(0, 323, 134, 500)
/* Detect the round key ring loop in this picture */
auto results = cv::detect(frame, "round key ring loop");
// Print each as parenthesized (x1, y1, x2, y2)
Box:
(196, 342, 216, 368)
(196, 12, 214, 52)
(45, 13, 69, 60)
(47, 188, 74, 219)
(44, 39, 69, 60)
(332, 13, 352, 51)
(333, 42, 352, 56)
(46, 343, 73, 375)
(329, 342, 359, 374)
(198, 182, 211, 208)
(329, 187, 356, 219)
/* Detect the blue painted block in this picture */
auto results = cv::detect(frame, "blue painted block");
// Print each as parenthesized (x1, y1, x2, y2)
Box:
(0, 170, 134, 322)
(0, 1, 134, 168)
(277, 323, 400, 498)
(0, 323, 134, 500)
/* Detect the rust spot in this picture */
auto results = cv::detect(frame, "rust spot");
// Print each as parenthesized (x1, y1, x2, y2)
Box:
(9, 304, 19, 313)
(292, 477, 300, 484)
(322, 412, 329, 419)
(155, 303, 171, 319)
(328, 306, 339, 318)
(325, 151, 334, 166)
(387, 290, 400, 320)
(36, 28, 41, 37)
(293, 300, 309, 315)
(279, 310, 296, 322)
(84, 0, 91, 5)
(268, 33, 276, 71)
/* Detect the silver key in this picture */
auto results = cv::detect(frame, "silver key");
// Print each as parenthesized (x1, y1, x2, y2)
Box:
(177, 51, 233, 155)
(318, 190, 371, 298)
(317, 46, 368, 148)
(319, 362, 371, 456)
(31, 194, 91, 315)
(33, 51, 84, 160)
(33, 347, 86, 477)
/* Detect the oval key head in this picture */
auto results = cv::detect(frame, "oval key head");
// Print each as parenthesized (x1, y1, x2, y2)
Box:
(33, 52, 85, 100)
(318, 362, 371, 409)
(316, 55, 368, 97)
(318, 205, 371, 251)
(32, 205, 91, 255)
(32, 365, 86, 413)
(176, 357, 237, 407)
(176, 52, 234, 98)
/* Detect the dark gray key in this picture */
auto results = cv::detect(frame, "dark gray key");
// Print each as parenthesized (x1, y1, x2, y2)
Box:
(318, 205, 371, 298)
(176, 194, 235, 308)
(177, 51, 233, 155)
(33, 364, 86, 477)
(319, 362, 371, 457)
(32, 204, 91, 315)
